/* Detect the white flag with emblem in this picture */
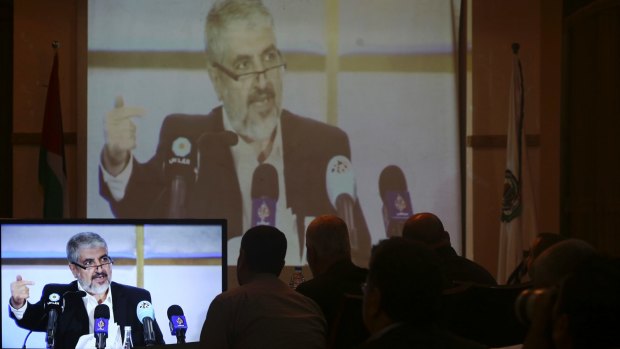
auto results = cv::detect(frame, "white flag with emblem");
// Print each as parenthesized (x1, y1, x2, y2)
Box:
(498, 46, 538, 284)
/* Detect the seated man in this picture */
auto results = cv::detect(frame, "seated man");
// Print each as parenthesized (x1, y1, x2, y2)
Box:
(360, 237, 486, 348)
(9, 232, 165, 348)
(523, 255, 620, 349)
(529, 238, 597, 288)
(403, 212, 497, 286)
(200, 225, 326, 348)
(296, 215, 369, 348)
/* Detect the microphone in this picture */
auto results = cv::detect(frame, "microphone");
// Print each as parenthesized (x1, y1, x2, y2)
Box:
(44, 292, 63, 349)
(379, 165, 414, 237)
(167, 305, 188, 344)
(93, 304, 110, 349)
(136, 300, 157, 346)
(250, 163, 279, 226)
(325, 155, 359, 248)
(163, 130, 198, 218)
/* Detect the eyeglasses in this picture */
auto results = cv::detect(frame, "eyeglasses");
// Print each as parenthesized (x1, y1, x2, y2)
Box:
(212, 60, 287, 82)
(71, 256, 114, 270)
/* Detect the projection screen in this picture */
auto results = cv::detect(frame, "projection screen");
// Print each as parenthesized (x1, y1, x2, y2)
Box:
(87, 0, 463, 268)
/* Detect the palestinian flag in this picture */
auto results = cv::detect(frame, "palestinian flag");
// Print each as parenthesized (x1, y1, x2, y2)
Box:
(38, 53, 69, 218)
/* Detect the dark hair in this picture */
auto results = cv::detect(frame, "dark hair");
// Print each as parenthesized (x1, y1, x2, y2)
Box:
(367, 237, 443, 324)
(240, 225, 287, 275)
(557, 256, 620, 349)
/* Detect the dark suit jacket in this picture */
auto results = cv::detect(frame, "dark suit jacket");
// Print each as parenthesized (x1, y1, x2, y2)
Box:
(9, 281, 165, 348)
(437, 247, 497, 286)
(296, 259, 369, 348)
(99, 107, 371, 262)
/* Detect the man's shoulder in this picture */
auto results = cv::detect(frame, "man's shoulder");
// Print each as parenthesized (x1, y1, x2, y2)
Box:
(281, 109, 347, 137)
(111, 282, 151, 297)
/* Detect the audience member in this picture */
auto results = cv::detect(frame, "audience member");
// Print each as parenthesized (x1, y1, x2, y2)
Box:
(360, 237, 486, 349)
(402, 212, 497, 286)
(507, 232, 567, 284)
(296, 215, 369, 348)
(523, 255, 620, 349)
(530, 238, 597, 288)
(199, 225, 326, 349)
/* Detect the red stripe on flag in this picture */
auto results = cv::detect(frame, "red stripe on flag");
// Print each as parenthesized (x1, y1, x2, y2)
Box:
(41, 54, 64, 156)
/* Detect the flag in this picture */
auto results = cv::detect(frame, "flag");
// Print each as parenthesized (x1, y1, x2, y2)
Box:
(38, 53, 69, 218)
(497, 47, 537, 283)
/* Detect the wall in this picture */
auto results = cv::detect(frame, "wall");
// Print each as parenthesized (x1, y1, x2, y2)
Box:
(12, 0, 79, 217)
(470, 0, 561, 277)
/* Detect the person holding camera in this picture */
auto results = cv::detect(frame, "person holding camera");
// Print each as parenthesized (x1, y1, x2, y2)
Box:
(520, 254, 620, 349)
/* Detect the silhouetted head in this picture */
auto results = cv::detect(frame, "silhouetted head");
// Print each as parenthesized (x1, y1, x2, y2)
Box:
(237, 225, 287, 284)
(531, 238, 597, 288)
(363, 237, 443, 333)
(402, 212, 451, 249)
(305, 215, 351, 276)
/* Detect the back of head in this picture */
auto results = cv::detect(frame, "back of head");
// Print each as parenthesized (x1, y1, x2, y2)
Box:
(206, 0, 274, 63)
(402, 212, 451, 250)
(66, 232, 108, 263)
(240, 225, 287, 276)
(530, 232, 567, 260)
(531, 238, 597, 288)
(557, 256, 620, 349)
(367, 237, 443, 325)
(306, 215, 351, 259)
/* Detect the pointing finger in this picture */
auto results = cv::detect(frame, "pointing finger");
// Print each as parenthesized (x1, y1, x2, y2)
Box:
(109, 96, 146, 120)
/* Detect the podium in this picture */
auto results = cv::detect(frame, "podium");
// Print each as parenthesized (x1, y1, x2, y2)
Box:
(136, 342, 201, 349)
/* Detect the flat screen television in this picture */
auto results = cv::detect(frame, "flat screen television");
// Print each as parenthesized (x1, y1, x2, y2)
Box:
(1, 218, 226, 348)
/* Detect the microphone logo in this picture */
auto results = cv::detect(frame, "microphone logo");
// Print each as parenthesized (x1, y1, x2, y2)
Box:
(169, 137, 192, 165)
(329, 157, 350, 174)
(176, 317, 185, 326)
(97, 319, 106, 330)
(48, 293, 60, 302)
(138, 300, 152, 310)
(385, 191, 413, 219)
(256, 201, 273, 225)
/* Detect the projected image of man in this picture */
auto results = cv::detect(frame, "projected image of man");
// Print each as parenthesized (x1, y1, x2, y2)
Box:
(8, 232, 165, 348)
(98, 0, 370, 266)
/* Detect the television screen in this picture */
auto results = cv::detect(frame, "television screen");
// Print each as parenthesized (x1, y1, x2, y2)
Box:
(1, 219, 226, 348)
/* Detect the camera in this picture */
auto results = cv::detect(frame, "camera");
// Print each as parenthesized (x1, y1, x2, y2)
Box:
(514, 287, 558, 325)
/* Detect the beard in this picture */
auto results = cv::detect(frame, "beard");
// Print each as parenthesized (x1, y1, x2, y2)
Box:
(229, 85, 280, 142)
(78, 271, 110, 295)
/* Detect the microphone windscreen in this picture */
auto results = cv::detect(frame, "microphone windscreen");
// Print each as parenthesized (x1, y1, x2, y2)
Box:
(167, 304, 184, 320)
(251, 163, 279, 200)
(379, 165, 408, 201)
(94, 304, 110, 319)
(325, 155, 356, 207)
(136, 300, 155, 324)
